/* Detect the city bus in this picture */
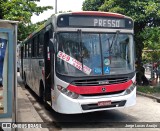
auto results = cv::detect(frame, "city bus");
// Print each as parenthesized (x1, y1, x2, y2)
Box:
(20, 11, 136, 114)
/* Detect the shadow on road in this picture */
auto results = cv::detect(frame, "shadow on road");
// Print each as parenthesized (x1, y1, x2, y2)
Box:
(49, 109, 138, 128)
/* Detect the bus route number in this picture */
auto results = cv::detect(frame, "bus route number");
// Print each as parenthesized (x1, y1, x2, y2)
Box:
(57, 51, 70, 62)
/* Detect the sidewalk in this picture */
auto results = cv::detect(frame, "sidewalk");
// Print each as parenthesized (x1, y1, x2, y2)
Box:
(17, 74, 49, 131)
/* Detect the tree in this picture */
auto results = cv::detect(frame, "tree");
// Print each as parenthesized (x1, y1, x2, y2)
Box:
(0, 0, 53, 41)
(0, 0, 7, 19)
(142, 27, 160, 63)
(82, 0, 104, 11)
(82, 0, 160, 63)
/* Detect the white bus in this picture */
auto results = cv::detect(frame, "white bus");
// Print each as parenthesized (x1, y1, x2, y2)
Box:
(21, 11, 136, 114)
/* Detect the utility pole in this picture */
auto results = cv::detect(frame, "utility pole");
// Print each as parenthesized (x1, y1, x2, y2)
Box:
(55, 0, 57, 14)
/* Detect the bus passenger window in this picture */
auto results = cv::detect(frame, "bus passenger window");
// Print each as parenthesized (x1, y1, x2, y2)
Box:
(38, 36, 43, 58)
(23, 45, 25, 58)
(28, 41, 31, 58)
(32, 37, 38, 57)
(25, 44, 28, 58)
(35, 37, 38, 57)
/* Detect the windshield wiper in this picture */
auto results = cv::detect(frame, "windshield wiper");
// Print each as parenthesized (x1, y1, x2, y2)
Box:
(77, 29, 84, 71)
(109, 30, 120, 50)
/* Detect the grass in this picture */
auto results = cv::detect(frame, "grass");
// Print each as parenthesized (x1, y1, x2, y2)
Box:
(137, 85, 160, 94)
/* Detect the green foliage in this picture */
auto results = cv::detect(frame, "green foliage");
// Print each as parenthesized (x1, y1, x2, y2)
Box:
(142, 27, 160, 50)
(0, 0, 52, 41)
(82, 0, 104, 11)
(137, 86, 160, 94)
(142, 27, 160, 62)
(82, 0, 160, 63)
(2, 0, 52, 22)
(98, 0, 160, 26)
(18, 20, 47, 42)
(0, 0, 7, 19)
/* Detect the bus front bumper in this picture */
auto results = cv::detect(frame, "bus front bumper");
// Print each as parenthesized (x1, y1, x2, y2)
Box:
(55, 87, 136, 114)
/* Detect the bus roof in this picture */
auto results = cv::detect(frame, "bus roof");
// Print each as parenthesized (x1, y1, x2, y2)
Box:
(69, 11, 125, 18)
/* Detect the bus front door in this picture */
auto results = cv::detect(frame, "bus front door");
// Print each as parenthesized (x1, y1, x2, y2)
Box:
(44, 28, 53, 106)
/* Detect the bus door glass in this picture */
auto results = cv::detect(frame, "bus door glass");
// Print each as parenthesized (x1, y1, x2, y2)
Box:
(50, 32, 56, 90)
(43, 26, 53, 102)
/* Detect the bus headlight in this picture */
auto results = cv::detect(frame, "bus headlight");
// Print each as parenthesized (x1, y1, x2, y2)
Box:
(57, 85, 79, 99)
(124, 83, 136, 95)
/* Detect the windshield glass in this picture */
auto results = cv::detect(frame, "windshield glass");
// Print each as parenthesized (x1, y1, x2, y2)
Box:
(56, 32, 134, 76)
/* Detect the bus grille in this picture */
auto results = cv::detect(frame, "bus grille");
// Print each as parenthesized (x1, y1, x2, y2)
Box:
(81, 90, 124, 97)
(71, 77, 129, 86)
(81, 100, 126, 110)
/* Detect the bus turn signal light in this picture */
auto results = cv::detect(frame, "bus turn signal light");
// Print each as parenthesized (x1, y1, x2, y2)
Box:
(124, 83, 136, 95)
(57, 85, 79, 99)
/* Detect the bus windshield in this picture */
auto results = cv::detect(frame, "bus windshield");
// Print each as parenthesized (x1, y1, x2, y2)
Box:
(56, 32, 134, 76)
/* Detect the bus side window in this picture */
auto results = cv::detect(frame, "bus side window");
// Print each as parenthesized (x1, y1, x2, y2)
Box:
(28, 41, 31, 58)
(32, 37, 38, 58)
(38, 34, 43, 58)
(32, 38, 34, 57)
(26, 42, 28, 58)
(23, 44, 25, 58)
(35, 36, 38, 58)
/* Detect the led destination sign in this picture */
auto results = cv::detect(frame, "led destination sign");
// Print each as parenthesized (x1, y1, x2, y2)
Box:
(69, 17, 125, 28)
(57, 15, 133, 29)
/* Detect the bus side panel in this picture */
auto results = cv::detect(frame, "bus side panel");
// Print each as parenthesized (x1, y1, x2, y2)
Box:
(30, 58, 44, 96)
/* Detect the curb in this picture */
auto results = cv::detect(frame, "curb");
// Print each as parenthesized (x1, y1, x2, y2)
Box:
(137, 91, 160, 103)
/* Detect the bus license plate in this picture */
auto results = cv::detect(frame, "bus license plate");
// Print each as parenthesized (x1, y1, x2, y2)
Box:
(98, 101, 111, 107)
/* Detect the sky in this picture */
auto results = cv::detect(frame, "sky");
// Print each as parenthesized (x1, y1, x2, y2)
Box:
(31, 0, 85, 23)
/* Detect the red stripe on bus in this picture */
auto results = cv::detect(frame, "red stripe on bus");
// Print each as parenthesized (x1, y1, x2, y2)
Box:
(72, 11, 124, 18)
(67, 80, 132, 95)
